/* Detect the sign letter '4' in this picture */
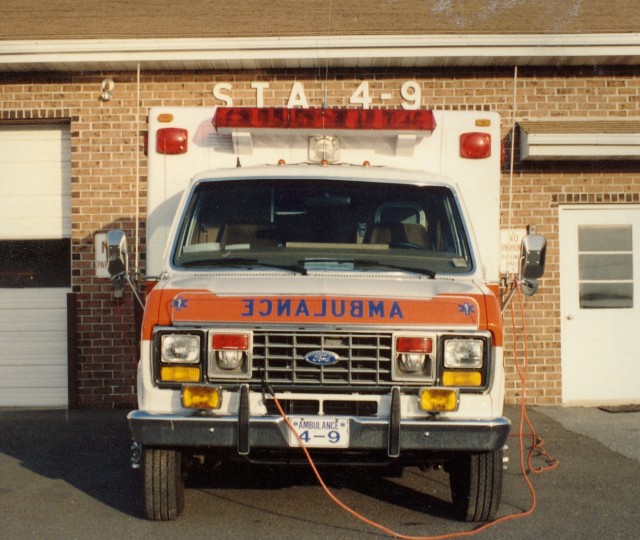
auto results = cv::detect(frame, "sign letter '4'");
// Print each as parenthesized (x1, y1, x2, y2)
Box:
(350, 81, 373, 110)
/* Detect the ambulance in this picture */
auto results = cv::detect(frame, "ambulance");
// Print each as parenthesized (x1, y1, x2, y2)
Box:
(107, 106, 546, 521)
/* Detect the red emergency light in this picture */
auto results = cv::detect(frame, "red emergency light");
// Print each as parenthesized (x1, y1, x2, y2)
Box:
(157, 127, 188, 155)
(460, 132, 491, 159)
(213, 107, 437, 132)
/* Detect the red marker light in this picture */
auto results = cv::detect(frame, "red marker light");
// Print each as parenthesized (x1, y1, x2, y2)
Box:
(212, 333, 249, 351)
(157, 127, 188, 155)
(460, 132, 491, 159)
(396, 337, 433, 353)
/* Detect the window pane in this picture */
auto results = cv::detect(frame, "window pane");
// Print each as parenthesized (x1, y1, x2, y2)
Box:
(580, 282, 633, 309)
(0, 239, 70, 288)
(577, 224, 633, 309)
(578, 225, 632, 252)
(579, 254, 632, 281)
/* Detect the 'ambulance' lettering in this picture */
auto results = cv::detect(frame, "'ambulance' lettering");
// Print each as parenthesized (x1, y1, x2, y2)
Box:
(240, 298, 404, 320)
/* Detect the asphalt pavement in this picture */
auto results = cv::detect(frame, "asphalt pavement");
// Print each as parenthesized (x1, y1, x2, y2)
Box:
(534, 405, 640, 463)
(0, 404, 638, 539)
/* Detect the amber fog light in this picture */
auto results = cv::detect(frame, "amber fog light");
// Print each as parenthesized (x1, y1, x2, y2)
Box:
(181, 385, 222, 410)
(419, 388, 459, 412)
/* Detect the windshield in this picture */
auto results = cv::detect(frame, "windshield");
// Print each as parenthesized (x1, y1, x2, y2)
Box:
(172, 178, 473, 275)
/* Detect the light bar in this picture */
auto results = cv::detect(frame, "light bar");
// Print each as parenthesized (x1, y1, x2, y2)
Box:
(214, 107, 437, 132)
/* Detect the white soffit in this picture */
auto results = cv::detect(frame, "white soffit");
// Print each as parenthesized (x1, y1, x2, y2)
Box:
(0, 33, 639, 72)
(519, 120, 640, 161)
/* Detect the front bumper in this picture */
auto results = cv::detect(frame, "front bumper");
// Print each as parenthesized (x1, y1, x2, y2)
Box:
(128, 409, 510, 459)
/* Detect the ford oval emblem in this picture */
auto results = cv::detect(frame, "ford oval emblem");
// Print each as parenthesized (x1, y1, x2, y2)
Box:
(304, 350, 339, 366)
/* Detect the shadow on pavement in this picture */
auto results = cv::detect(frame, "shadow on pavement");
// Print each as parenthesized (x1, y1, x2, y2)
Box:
(0, 408, 458, 522)
(0, 408, 141, 517)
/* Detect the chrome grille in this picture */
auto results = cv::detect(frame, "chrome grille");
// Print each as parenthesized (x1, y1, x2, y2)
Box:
(251, 330, 393, 386)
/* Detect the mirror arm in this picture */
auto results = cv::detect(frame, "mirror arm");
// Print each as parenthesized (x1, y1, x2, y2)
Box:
(125, 273, 146, 309)
(500, 277, 538, 315)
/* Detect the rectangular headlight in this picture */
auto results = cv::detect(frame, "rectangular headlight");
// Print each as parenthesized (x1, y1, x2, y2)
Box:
(443, 338, 483, 369)
(161, 334, 201, 363)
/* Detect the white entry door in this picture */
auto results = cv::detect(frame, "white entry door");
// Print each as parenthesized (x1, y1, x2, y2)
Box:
(559, 205, 640, 405)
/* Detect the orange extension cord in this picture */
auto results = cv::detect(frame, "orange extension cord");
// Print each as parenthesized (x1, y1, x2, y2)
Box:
(273, 282, 559, 539)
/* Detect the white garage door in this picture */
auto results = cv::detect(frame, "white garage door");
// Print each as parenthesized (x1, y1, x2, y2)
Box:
(0, 125, 71, 407)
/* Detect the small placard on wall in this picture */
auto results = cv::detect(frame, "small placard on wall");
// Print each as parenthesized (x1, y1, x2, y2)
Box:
(500, 229, 527, 275)
(95, 233, 110, 278)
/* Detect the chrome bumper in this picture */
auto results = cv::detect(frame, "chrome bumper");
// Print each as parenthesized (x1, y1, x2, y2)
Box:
(128, 410, 510, 457)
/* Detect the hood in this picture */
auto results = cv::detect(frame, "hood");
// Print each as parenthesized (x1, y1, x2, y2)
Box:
(149, 271, 489, 330)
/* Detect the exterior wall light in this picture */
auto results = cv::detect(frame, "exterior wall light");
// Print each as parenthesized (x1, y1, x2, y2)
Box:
(100, 78, 114, 101)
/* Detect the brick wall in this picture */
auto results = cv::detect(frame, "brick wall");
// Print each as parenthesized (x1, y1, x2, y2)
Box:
(1, 66, 639, 407)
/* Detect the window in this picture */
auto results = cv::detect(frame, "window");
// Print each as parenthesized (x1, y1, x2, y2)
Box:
(0, 239, 71, 288)
(578, 225, 633, 308)
(172, 179, 473, 275)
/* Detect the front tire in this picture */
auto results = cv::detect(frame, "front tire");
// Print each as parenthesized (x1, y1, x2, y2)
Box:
(142, 447, 185, 520)
(449, 450, 503, 522)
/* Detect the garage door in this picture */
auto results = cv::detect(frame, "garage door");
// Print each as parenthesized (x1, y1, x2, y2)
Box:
(0, 125, 71, 407)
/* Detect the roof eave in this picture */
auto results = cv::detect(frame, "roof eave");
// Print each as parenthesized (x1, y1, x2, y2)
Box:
(1, 34, 639, 72)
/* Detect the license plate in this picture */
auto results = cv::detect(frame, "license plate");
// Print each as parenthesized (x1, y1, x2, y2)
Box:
(287, 417, 349, 448)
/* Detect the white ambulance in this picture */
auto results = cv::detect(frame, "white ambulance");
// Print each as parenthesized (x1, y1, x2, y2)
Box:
(107, 106, 546, 521)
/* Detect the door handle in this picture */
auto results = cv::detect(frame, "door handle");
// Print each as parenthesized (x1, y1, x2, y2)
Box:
(566, 314, 574, 320)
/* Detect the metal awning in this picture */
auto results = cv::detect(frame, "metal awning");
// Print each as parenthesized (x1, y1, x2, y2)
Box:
(519, 119, 640, 160)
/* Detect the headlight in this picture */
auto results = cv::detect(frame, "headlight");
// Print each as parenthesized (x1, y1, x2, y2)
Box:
(217, 350, 245, 370)
(443, 338, 483, 369)
(161, 334, 201, 363)
(399, 353, 426, 373)
(208, 332, 253, 379)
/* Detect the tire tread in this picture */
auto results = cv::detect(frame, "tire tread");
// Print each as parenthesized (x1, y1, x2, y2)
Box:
(449, 450, 503, 522)
(142, 447, 185, 521)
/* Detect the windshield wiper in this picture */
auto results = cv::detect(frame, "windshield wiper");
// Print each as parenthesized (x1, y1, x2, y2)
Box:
(182, 257, 308, 275)
(302, 258, 435, 278)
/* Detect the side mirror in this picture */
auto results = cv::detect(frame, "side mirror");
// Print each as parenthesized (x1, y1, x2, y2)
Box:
(519, 234, 546, 280)
(106, 230, 128, 298)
